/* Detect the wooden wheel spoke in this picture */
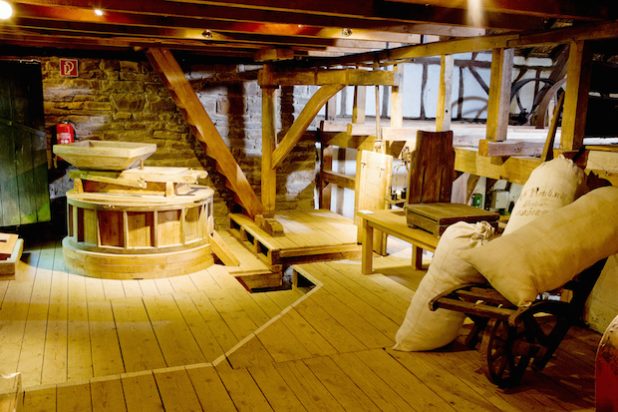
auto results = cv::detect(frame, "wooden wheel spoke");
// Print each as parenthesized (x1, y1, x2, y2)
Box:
(481, 318, 531, 387)
(492, 355, 509, 376)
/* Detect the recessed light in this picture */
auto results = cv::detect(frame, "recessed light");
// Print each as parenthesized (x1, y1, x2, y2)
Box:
(93, 8, 104, 16)
(0, 1, 13, 20)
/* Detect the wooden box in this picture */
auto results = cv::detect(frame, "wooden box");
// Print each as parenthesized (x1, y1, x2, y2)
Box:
(406, 202, 499, 237)
(0, 235, 24, 279)
(0, 234, 18, 260)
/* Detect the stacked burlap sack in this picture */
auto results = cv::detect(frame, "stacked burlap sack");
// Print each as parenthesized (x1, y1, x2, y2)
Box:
(395, 156, 618, 351)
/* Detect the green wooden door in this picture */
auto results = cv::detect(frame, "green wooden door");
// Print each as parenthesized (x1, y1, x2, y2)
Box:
(0, 61, 50, 226)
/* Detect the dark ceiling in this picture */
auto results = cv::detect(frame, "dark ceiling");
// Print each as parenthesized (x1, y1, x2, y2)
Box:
(0, 1, 616, 65)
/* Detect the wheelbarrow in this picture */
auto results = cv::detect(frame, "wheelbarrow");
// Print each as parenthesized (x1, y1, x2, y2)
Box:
(429, 258, 607, 387)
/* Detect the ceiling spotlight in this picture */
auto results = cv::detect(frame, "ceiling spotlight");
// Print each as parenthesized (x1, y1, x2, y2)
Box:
(342, 27, 352, 37)
(0, 0, 14, 20)
(93, 8, 104, 16)
(202, 30, 213, 39)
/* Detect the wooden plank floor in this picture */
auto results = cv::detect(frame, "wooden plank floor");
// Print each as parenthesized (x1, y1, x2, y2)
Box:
(0, 240, 305, 389)
(2, 236, 600, 411)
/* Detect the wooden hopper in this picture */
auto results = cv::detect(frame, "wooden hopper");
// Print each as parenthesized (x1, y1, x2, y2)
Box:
(53, 140, 157, 170)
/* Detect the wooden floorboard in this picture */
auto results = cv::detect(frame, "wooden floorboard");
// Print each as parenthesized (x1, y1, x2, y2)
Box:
(216, 367, 273, 411)
(90, 375, 127, 412)
(185, 365, 237, 412)
(303, 356, 381, 411)
(41, 249, 69, 385)
(121, 371, 164, 412)
(56, 381, 91, 412)
(88, 299, 124, 378)
(274, 359, 345, 411)
(329, 351, 414, 411)
(247, 362, 306, 411)
(153, 367, 203, 412)
(143, 294, 207, 366)
(112, 297, 166, 372)
(3, 217, 601, 411)
(22, 384, 56, 412)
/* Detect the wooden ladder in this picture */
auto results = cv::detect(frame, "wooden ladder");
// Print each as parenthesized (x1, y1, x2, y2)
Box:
(146, 48, 263, 218)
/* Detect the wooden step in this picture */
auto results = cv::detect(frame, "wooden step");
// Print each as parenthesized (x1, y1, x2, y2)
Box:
(219, 231, 283, 290)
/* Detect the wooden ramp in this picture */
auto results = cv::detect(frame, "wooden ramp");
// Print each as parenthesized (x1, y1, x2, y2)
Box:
(229, 209, 361, 271)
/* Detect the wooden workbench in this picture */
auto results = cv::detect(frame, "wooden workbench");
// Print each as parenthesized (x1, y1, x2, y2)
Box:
(359, 209, 439, 274)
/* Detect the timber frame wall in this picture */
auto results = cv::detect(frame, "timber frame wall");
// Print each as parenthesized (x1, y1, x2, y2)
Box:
(143, 20, 618, 220)
(256, 23, 618, 218)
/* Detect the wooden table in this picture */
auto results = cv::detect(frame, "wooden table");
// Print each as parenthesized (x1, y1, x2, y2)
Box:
(359, 209, 439, 274)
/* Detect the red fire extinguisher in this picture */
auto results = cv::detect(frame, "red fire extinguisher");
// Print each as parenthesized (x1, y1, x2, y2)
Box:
(56, 121, 75, 145)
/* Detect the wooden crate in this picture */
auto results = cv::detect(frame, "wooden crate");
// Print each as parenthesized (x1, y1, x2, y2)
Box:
(0, 238, 24, 279)
(0, 234, 18, 260)
(406, 202, 499, 236)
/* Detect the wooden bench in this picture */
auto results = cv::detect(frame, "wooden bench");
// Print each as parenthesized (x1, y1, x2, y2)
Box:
(358, 209, 439, 274)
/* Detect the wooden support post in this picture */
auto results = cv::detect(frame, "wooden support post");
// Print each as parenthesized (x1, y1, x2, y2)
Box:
(412, 246, 423, 270)
(355, 151, 392, 254)
(561, 41, 592, 151)
(541, 91, 565, 161)
(486, 48, 514, 142)
(375, 84, 384, 153)
(436, 55, 454, 132)
(326, 95, 338, 121)
(390, 65, 403, 129)
(352, 86, 366, 124)
(261, 85, 277, 217)
(320, 146, 334, 209)
(361, 217, 374, 275)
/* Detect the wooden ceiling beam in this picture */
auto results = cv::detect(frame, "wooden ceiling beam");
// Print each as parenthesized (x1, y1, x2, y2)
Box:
(316, 33, 520, 66)
(258, 68, 399, 87)
(10, 17, 405, 51)
(172, 0, 549, 29)
(383, 0, 613, 21)
(506, 20, 618, 48)
(13, 3, 425, 44)
(315, 20, 618, 67)
(14, 0, 546, 31)
(0, 30, 260, 55)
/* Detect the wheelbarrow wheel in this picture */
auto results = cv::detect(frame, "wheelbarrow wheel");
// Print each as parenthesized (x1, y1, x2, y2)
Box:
(481, 318, 531, 387)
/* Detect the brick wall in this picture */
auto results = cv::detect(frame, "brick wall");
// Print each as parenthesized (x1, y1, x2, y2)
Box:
(41, 55, 317, 227)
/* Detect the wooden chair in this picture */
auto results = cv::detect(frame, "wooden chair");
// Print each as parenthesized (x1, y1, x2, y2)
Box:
(429, 258, 607, 388)
(406, 129, 455, 205)
(405, 130, 498, 236)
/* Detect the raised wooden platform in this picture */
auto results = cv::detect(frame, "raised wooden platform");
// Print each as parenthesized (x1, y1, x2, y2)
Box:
(229, 209, 361, 270)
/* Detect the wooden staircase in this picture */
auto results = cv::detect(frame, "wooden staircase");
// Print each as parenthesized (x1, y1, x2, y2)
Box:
(146, 47, 263, 218)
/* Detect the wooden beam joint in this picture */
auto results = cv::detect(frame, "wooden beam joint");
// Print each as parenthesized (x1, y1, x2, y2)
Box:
(258, 68, 399, 87)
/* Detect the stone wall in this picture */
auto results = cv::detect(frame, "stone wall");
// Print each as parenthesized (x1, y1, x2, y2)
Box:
(40, 55, 317, 227)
